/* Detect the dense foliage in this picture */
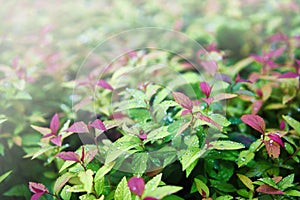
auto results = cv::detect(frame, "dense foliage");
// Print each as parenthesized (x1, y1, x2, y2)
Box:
(1, 1, 300, 199)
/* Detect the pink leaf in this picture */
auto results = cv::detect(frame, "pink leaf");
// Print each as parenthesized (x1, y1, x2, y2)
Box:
(235, 74, 252, 83)
(30, 193, 44, 200)
(241, 114, 265, 134)
(42, 133, 54, 138)
(251, 100, 263, 114)
(199, 82, 212, 98)
(96, 79, 114, 91)
(29, 182, 49, 194)
(201, 97, 214, 106)
(138, 133, 147, 140)
(181, 109, 191, 116)
(268, 33, 289, 42)
(200, 60, 218, 75)
(50, 135, 62, 146)
(280, 120, 286, 130)
(172, 92, 193, 111)
(50, 113, 59, 134)
(84, 149, 98, 164)
(196, 113, 222, 130)
(267, 133, 284, 147)
(128, 177, 145, 197)
(65, 121, 89, 133)
(251, 54, 264, 63)
(144, 197, 158, 200)
(278, 72, 299, 78)
(56, 152, 80, 162)
(296, 59, 300, 67)
(256, 185, 284, 195)
(267, 47, 285, 58)
(89, 119, 107, 131)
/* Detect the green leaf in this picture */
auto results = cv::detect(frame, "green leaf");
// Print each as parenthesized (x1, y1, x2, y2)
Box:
(210, 141, 245, 150)
(78, 169, 94, 193)
(153, 88, 170, 106)
(0, 170, 12, 183)
(283, 115, 300, 135)
(146, 186, 182, 199)
(215, 195, 234, 200)
(145, 126, 174, 143)
(94, 177, 104, 196)
(61, 185, 72, 200)
(255, 177, 278, 189)
(54, 172, 74, 193)
(237, 150, 255, 167)
(3, 184, 30, 197)
(179, 147, 206, 171)
(94, 162, 115, 182)
(79, 194, 97, 200)
(65, 185, 85, 193)
(237, 174, 254, 190)
(210, 114, 231, 127)
(285, 190, 300, 197)
(132, 152, 148, 174)
(105, 135, 140, 163)
(210, 180, 236, 192)
(162, 195, 184, 200)
(144, 173, 162, 196)
(0, 143, 4, 156)
(194, 178, 210, 197)
(278, 174, 294, 190)
(114, 177, 131, 200)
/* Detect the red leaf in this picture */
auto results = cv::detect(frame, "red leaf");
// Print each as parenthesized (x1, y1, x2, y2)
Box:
(278, 72, 299, 78)
(81, 146, 85, 161)
(267, 133, 284, 147)
(264, 140, 281, 158)
(50, 113, 59, 134)
(96, 79, 114, 91)
(65, 121, 89, 133)
(128, 177, 145, 197)
(50, 135, 62, 146)
(197, 113, 222, 130)
(56, 152, 80, 162)
(251, 100, 263, 114)
(256, 185, 284, 195)
(31, 193, 44, 200)
(89, 119, 107, 131)
(29, 182, 49, 194)
(199, 82, 212, 98)
(241, 114, 265, 134)
(138, 133, 147, 140)
(172, 92, 193, 111)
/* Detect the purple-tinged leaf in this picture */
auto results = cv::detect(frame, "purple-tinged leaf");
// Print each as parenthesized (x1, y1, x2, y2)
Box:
(235, 74, 252, 83)
(256, 89, 263, 98)
(144, 197, 158, 200)
(12, 56, 19, 69)
(84, 149, 98, 164)
(251, 54, 264, 63)
(280, 120, 286, 130)
(251, 100, 263, 115)
(197, 114, 222, 130)
(31, 193, 44, 200)
(215, 73, 232, 84)
(138, 133, 147, 140)
(50, 113, 59, 134)
(89, 119, 107, 131)
(267, 133, 284, 147)
(241, 114, 265, 134)
(181, 109, 191, 116)
(199, 82, 212, 98)
(192, 100, 201, 106)
(128, 177, 145, 197)
(200, 60, 218, 75)
(65, 121, 89, 133)
(213, 93, 237, 102)
(296, 59, 300, 67)
(201, 97, 214, 106)
(56, 152, 80, 162)
(278, 72, 299, 78)
(42, 133, 54, 138)
(206, 42, 221, 53)
(29, 182, 49, 194)
(96, 79, 114, 91)
(256, 185, 284, 195)
(50, 135, 62, 146)
(267, 47, 285, 58)
(172, 92, 193, 111)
